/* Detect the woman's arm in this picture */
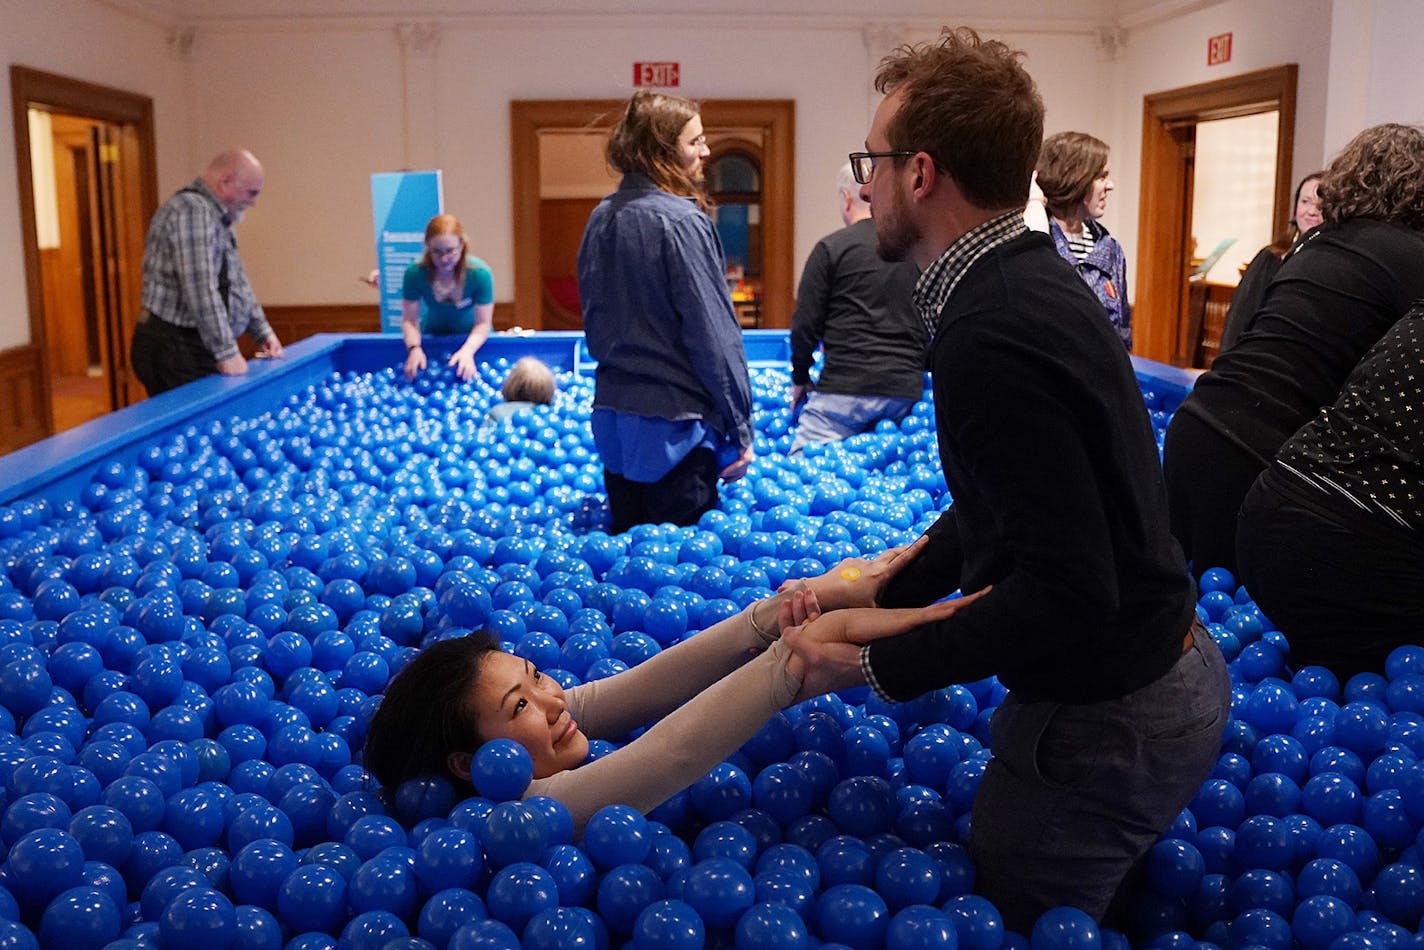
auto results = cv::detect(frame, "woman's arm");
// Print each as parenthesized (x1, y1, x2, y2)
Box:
(401, 300, 426, 381)
(567, 591, 792, 741)
(448, 302, 494, 382)
(527, 640, 802, 833)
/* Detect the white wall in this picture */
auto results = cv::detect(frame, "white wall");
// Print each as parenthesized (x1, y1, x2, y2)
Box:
(6, 0, 1424, 352)
(0, 0, 187, 350)
(1325, 0, 1424, 152)
(1112, 0, 1334, 299)
(105, 14, 1111, 316)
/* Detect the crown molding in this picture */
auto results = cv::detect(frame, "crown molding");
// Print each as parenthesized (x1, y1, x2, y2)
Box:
(91, 1, 1112, 38)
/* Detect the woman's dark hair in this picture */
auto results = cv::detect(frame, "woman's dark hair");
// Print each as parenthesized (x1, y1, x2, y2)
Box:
(362, 631, 498, 795)
(606, 89, 712, 213)
(1270, 171, 1325, 255)
(1036, 131, 1110, 220)
(1317, 123, 1424, 230)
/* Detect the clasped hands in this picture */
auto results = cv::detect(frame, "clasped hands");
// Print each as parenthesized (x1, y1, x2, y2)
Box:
(772, 536, 989, 702)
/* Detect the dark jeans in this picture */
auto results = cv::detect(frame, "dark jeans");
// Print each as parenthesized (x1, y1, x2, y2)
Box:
(130, 314, 217, 396)
(1162, 409, 1267, 582)
(1238, 470, 1424, 681)
(603, 447, 719, 535)
(969, 626, 1230, 934)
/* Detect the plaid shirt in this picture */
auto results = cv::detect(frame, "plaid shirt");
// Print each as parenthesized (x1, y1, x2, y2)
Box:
(912, 210, 1029, 341)
(859, 209, 1029, 702)
(140, 178, 271, 362)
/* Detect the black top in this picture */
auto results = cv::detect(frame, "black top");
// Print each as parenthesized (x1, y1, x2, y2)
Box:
(1179, 218, 1424, 465)
(1278, 305, 1424, 532)
(790, 218, 927, 401)
(871, 231, 1195, 704)
(1216, 246, 1284, 355)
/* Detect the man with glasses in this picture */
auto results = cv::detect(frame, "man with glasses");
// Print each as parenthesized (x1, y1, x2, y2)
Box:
(130, 148, 282, 395)
(785, 28, 1229, 932)
(787, 162, 926, 453)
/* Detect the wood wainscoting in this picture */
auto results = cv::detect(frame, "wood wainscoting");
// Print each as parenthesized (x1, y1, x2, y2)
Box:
(246, 301, 520, 353)
(0, 345, 48, 455)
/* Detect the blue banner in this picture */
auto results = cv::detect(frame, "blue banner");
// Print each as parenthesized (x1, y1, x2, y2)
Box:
(371, 171, 443, 332)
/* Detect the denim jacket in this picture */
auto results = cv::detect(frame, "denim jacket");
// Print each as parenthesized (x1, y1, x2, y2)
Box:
(578, 174, 753, 448)
(1049, 217, 1132, 350)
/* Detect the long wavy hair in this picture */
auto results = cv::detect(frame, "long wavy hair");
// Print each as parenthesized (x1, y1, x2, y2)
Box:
(1317, 124, 1424, 230)
(606, 90, 712, 213)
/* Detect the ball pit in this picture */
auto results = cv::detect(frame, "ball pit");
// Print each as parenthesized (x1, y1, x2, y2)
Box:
(0, 334, 1418, 947)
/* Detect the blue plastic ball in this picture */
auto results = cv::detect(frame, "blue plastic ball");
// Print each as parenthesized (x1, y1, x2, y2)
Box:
(582, 804, 651, 869)
(276, 862, 349, 934)
(484, 862, 558, 932)
(631, 898, 706, 950)
(815, 882, 890, 950)
(157, 887, 236, 950)
(469, 739, 534, 802)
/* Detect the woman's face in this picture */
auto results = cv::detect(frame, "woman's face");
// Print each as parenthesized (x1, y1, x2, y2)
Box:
(428, 234, 464, 276)
(676, 115, 710, 179)
(471, 652, 589, 779)
(1295, 177, 1324, 232)
(1081, 162, 1114, 220)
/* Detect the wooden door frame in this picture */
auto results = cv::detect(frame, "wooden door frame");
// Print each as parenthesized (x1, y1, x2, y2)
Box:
(511, 98, 795, 330)
(10, 65, 158, 432)
(1135, 64, 1296, 365)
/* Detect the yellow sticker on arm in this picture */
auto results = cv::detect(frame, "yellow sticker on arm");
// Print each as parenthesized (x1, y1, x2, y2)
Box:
(840, 567, 861, 581)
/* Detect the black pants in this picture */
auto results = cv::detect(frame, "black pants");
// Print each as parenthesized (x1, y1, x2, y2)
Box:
(1237, 470, 1424, 681)
(1162, 409, 1266, 582)
(130, 314, 217, 396)
(603, 447, 719, 535)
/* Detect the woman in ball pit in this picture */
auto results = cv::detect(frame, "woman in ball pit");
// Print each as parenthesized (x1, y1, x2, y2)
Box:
(362, 538, 984, 832)
(400, 213, 495, 383)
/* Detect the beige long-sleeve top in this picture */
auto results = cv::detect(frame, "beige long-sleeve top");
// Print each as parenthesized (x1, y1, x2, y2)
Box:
(524, 602, 801, 833)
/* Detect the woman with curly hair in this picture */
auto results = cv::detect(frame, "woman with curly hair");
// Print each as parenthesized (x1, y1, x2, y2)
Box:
(1163, 123, 1424, 582)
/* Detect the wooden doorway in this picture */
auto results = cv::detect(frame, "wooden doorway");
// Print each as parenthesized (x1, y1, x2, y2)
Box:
(510, 99, 795, 331)
(11, 66, 157, 437)
(1134, 65, 1296, 366)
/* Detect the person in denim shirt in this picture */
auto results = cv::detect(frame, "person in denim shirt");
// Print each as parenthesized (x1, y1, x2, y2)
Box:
(1036, 131, 1132, 350)
(578, 90, 754, 534)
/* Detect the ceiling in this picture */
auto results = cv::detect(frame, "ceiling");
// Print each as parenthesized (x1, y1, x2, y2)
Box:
(101, 0, 1209, 30)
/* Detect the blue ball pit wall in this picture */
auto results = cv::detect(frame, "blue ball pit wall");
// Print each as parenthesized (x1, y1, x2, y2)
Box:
(5, 332, 1421, 948)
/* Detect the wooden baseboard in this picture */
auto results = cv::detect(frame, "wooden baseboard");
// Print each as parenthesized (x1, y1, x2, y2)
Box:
(0, 345, 48, 455)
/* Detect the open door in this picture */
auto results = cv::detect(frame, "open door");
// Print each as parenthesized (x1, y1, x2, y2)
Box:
(10, 65, 157, 444)
(1135, 65, 1296, 366)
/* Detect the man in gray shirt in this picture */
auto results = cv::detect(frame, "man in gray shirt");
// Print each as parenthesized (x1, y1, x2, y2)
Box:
(788, 162, 926, 453)
(129, 148, 282, 395)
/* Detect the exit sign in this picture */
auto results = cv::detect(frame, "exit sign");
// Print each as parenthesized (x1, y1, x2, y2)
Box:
(1207, 32, 1233, 66)
(633, 62, 680, 87)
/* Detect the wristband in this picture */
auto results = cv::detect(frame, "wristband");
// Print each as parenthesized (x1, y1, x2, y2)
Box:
(407, 343, 422, 352)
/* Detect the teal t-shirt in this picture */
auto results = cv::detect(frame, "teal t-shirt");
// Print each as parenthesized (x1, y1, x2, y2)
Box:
(402, 256, 495, 335)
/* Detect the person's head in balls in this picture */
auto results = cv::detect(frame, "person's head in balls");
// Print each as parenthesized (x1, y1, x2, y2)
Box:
(501, 357, 557, 406)
(363, 632, 589, 794)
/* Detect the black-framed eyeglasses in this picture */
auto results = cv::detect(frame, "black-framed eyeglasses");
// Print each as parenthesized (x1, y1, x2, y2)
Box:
(849, 151, 918, 185)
